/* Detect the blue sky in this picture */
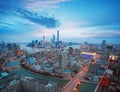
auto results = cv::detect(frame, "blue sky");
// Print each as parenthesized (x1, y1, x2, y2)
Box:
(0, 0, 120, 43)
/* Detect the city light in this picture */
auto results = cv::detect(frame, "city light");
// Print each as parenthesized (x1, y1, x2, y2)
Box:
(0, 0, 120, 92)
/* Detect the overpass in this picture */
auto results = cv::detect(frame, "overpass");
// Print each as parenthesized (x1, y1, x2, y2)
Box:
(62, 55, 99, 92)
(62, 65, 90, 92)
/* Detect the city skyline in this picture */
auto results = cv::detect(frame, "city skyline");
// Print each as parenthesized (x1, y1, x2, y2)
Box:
(0, 0, 120, 43)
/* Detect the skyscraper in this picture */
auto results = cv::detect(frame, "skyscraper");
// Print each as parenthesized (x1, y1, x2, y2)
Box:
(42, 35, 46, 47)
(102, 40, 106, 46)
(53, 34, 55, 44)
(57, 30, 59, 43)
(62, 52, 68, 69)
(102, 40, 106, 49)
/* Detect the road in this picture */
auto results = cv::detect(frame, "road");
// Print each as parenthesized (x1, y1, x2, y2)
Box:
(62, 64, 90, 92)
(2, 56, 19, 71)
(62, 55, 99, 92)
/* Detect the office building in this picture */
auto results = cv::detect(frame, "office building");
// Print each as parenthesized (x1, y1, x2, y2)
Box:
(53, 34, 55, 44)
(81, 51, 96, 60)
(45, 82, 57, 92)
(42, 35, 46, 48)
(62, 52, 68, 69)
(21, 77, 58, 92)
(57, 30, 59, 43)
(59, 54, 62, 70)
(0, 74, 58, 92)
(69, 47, 73, 55)
(102, 40, 106, 49)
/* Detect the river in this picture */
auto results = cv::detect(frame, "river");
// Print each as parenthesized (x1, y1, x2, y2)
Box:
(6, 60, 68, 87)
(6, 44, 96, 91)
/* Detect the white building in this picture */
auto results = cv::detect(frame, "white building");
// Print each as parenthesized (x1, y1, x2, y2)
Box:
(62, 52, 68, 69)
(45, 82, 57, 92)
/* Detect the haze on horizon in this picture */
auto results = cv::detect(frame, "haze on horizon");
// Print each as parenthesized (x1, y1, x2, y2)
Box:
(0, 0, 120, 44)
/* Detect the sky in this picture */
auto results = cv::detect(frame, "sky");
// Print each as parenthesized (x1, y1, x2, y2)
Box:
(0, 0, 120, 43)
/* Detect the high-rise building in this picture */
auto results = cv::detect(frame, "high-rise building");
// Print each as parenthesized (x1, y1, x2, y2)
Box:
(57, 30, 59, 43)
(32, 40, 35, 47)
(42, 35, 46, 47)
(56, 30, 60, 47)
(7, 43, 13, 51)
(62, 52, 68, 69)
(106, 44, 113, 53)
(102, 40, 106, 49)
(69, 47, 73, 55)
(43, 35, 45, 41)
(102, 40, 106, 45)
(35, 40, 38, 44)
(53, 34, 55, 44)
(59, 54, 62, 69)
(1, 41, 5, 48)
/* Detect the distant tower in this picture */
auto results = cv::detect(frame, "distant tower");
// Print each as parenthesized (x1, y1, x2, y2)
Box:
(53, 34, 55, 43)
(7, 43, 13, 51)
(57, 30, 59, 42)
(102, 40, 106, 49)
(43, 35, 45, 41)
(42, 35, 45, 47)
(102, 40, 106, 46)
(2, 41, 5, 48)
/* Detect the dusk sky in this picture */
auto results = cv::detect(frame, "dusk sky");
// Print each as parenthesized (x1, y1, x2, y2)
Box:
(0, 0, 120, 43)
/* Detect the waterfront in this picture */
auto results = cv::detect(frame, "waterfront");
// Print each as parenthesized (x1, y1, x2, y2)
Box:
(5, 44, 97, 92)
(19, 44, 80, 53)
(1, 0, 120, 91)
(6, 60, 68, 88)
(6, 60, 96, 92)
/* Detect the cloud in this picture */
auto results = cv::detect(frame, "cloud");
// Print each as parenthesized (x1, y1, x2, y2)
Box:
(31, 27, 57, 37)
(0, 0, 60, 28)
(80, 31, 120, 38)
(0, 0, 120, 43)
(26, 0, 70, 11)
(80, 16, 120, 31)
(0, 26, 19, 35)
(58, 21, 120, 39)
(17, 9, 60, 28)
